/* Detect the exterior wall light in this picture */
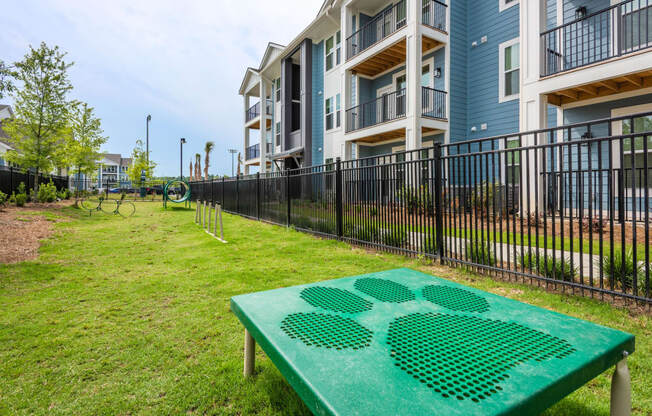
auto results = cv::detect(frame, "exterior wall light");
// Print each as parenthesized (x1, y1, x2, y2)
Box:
(575, 7, 587, 19)
(434, 67, 442, 78)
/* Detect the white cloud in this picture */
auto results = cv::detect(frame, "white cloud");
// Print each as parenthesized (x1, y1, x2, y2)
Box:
(0, 0, 323, 175)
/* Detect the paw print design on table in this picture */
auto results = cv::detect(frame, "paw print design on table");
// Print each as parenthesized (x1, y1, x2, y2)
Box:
(280, 277, 576, 403)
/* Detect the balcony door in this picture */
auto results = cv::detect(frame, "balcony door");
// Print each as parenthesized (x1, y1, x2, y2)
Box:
(376, 85, 393, 125)
(395, 73, 407, 117)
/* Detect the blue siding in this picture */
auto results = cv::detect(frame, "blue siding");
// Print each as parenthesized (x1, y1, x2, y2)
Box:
(312, 40, 325, 165)
(463, 0, 520, 142)
(563, 0, 610, 24)
(449, 0, 468, 142)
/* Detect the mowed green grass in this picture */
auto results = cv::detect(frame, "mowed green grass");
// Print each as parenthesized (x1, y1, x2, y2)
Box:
(0, 202, 650, 415)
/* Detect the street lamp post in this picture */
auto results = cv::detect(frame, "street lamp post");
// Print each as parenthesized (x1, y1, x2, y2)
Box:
(146, 115, 152, 165)
(180, 138, 186, 180)
(228, 149, 238, 177)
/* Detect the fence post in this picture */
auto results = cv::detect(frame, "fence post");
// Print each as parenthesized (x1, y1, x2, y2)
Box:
(256, 172, 261, 220)
(618, 168, 625, 223)
(286, 170, 291, 226)
(9, 166, 13, 193)
(222, 176, 225, 206)
(433, 143, 445, 263)
(236, 175, 240, 213)
(335, 157, 343, 238)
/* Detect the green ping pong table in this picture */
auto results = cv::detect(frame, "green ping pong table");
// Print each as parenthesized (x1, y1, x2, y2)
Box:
(230, 268, 635, 416)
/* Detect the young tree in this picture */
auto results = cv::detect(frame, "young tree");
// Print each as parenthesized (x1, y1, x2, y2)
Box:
(67, 102, 108, 199)
(204, 141, 214, 180)
(194, 153, 201, 181)
(128, 139, 156, 185)
(3, 43, 73, 192)
(0, 59, 14, 100)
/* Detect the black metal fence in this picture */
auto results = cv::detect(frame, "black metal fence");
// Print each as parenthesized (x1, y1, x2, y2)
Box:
(0, 166, 69, 195)
(191, 114, 651, 305)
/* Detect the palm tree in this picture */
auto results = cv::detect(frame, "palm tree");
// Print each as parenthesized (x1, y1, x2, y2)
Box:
(204, 141, 214, 180)
(189, 160, 193, 181)
(195, 153, 202, 181)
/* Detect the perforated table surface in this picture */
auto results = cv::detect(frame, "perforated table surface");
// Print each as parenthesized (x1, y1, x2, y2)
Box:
(230, 268, 635, 416)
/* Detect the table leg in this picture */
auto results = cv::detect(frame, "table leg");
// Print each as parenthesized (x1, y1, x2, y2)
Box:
(244, 329, 255, 377)
(610, 353, 630, 416)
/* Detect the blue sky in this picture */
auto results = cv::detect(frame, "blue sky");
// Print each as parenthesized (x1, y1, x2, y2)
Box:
(0, 0, 323, 176)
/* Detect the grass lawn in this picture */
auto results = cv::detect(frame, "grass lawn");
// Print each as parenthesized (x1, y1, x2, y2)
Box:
(0, 202, 650, 415)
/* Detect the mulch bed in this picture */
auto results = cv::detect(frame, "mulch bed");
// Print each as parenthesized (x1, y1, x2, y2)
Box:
(0, 202, 70, 264)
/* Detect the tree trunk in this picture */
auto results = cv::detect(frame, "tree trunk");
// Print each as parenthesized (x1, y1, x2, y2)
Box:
(34, 168, 39, 194)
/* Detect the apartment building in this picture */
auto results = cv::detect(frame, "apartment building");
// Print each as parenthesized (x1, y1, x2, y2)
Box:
(240, 0, 652, 178)
(97, 153, 132, 187)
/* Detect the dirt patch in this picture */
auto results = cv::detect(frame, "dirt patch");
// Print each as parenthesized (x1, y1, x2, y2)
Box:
(0, 202, 70, 264)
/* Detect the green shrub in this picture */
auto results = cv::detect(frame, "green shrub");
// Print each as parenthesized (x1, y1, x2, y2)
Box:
(465, 240, 496, 266)
(17, 182, 26, 195)
(521, 251, 577, 282)
(37, 180, 58, 203)
(601, 249, 648, 292)
(56, 189, 71, 200)
(0, 190, 7, 207)
(15, 193, 27, 207)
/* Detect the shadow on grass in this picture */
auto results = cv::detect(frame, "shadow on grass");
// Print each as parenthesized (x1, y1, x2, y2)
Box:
(258, 368, 311, 416)
(542, 396, 608, 416)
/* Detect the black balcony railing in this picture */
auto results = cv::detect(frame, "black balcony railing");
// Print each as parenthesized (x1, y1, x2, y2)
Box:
(246, 102, 260, 122)
(541, 0, 652, 76)
(422, 0, 447, 32)
(245, 99, 273, 123)
(245, 143, 260, 160)
(422, 87, 447, 119)
(346, 0, 407, 60)
(346, 89, 406, 133)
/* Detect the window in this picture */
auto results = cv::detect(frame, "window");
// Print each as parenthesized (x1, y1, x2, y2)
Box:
(499, 38, 520, 102)
(336, 93, 341, 128)
(275, 121, 281, 146)
(621, 115, 652, 191)
(325, 97, 334, 130)
(506, 138, 520, 184)
(421, 64, 431, 87)
(499, 0, 519, 12)
(275, 78, 281, 102)
(336, 31, 341, 65)
(325, 31, 341, 71)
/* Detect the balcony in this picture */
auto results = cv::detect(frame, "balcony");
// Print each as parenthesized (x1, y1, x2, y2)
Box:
(245, 99, 273, 126)
(541, 0, 652, 77)
(422, 0, 447, 33)
(346, 89, 407, 133)
(421, 87, 447, 119)
(245, 143, 260, 160)
(346, 0, 406, 61)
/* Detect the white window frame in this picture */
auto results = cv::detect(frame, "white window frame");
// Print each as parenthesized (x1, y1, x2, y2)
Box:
(275, 121, 281, 146)
(325, 31, 341, 73)
(336, 93, 341, 128)
(499, 37, 520, 103)
(611, 103, 652, 195)
(325, 96, 335, 130)
(499, 0, 519, 12)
